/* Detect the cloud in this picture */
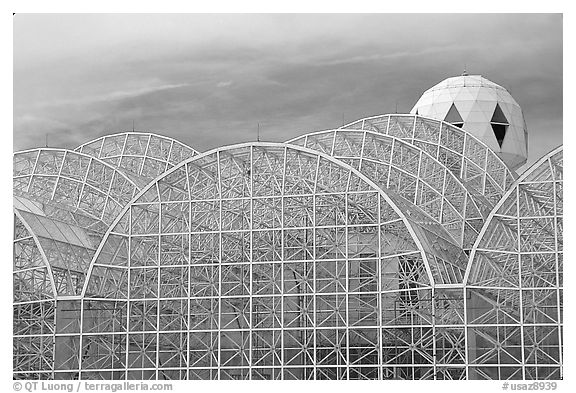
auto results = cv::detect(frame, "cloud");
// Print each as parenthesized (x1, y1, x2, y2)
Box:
(36, 83, 190, 109)
(13, 13, 562, 169)
(216, 81, 233, 88)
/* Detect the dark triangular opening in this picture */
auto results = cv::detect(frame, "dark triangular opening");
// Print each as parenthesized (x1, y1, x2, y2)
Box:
(491, 124, 508, 147)
(453, 123, 464, 128)
(415, 109, 419, 115)
(444, 103, 463, 124)
(491, 103, 508, 124)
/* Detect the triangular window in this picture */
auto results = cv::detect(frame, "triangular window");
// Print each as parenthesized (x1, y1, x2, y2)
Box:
(491, 124, 507, 147)
(444, 103, 464, 128)
(491, 103, 508, 123)
(490, 103, 509, 147)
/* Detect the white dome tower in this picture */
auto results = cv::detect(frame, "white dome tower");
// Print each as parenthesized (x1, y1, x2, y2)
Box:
(410, 73, 528, 170)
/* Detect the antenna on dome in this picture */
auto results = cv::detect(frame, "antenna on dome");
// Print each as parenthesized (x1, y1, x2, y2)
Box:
(45, 134, 48, 148)
(132, 120, 135, 132)
(462, 64, 469, 76)
(257, 123, 260, 142)
(395, 102, 398, 113)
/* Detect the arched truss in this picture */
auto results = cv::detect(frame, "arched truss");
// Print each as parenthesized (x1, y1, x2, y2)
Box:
(48, 142, 472, 380)
(14, 148, 140, 227)
(75, 132, 198, 186)
(11, 127, 562, 381)
(340, 114, 516, 205)
(13, 208, 58, 379)
(464, 146, 563, 380)
(13, 148, 141, 297)
(13, 207, 82, 379)
(13, 208, 57, 302)
(12, 149, 143, 379)
(288, 129, 491, 249)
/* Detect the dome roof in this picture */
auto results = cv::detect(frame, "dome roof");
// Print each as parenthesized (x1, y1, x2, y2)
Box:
(423, 75, 510, 94)
(411, 74, 528, 170)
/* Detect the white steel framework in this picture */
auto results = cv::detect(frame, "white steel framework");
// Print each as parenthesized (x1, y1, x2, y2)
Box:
(75, 132, 198, 187)
(80, 143, 461, 380)
(13, 126, 562, 381)
(341, 114, 516, 205)
(13, 139, 196, 380)
(465, 146, 563, 380)
(287, 129, 490, 250)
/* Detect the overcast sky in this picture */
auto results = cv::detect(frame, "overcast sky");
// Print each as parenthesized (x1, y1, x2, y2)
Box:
(13, 14, 562, 170)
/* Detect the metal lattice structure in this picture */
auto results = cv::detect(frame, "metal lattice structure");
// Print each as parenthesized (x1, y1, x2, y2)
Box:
(13, 149, 141, 378)
(288, 129, 490, 249)
(82, 143, 465, 380)
(13, 149, 141, 295)
(75, 132, 198, 187)
(13, 140, 195, 379)
(465, 146, 563, 380)
(13, 124, 562, 380)
(13, 209, 58, 379)
(341, 114, 516, 205)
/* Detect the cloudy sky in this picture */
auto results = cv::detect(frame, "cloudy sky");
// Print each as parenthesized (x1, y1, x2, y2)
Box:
(14, 14, 562, 170)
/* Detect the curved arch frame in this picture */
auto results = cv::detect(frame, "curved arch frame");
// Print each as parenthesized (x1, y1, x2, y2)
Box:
(71, 142, 478, 380)
(287, 128, 492, 250)
(463, 145, 563, 380)
(465, 145, 563, 285)
(11, 127, 561, 380)
(13, 209, 58, 379)
(13, 208, 58, 299)
(74, 132, 199, 185)
(83, 141, 440, 295)
(14, 148, 141, 226)
(340, 114, 516, 205)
